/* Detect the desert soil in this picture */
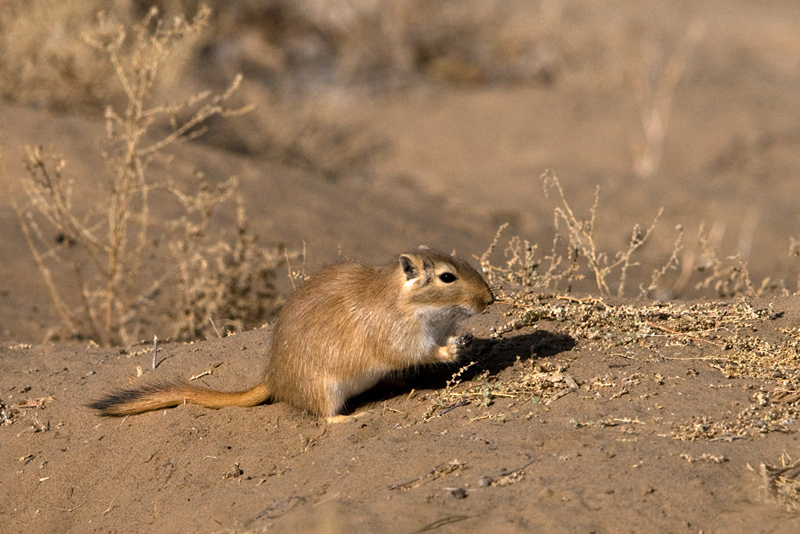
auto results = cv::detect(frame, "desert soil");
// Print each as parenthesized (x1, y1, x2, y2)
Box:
(3, 295, 800, 533)
(2, 1, 800, 532)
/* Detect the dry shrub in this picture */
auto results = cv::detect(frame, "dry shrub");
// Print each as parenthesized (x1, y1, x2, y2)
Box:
(689, 224, 776, 298)
(12, 7, 284, 346)
(481, 279, 800, 441)
(138, 0, 559, 90)
(244, 98, 389, 182)
(0, 0, 116, 110)
(651, 222, 778, 300)
(481, 170, 662, 296)
(627, 21, 705, 178)
(0, 1, 214, 111)
(0, 1, 558, 110)
(479, 224, 567, 291)
(168, 178, 287, 340)
(481, 171, 791, 300)
(0, 1, 555, 181)
(542, 169, 662, 296)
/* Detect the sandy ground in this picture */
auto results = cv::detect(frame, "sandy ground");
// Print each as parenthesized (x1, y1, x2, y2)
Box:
(3, 295, 800, 533)
(2, 1, 800, 532)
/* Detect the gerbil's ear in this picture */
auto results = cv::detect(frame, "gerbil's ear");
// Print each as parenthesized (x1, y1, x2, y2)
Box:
(400, 254, 418, 281)
(400, 254, 433, 284)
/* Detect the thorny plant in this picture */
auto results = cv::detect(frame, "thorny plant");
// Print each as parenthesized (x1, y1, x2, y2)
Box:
(12, 7, 284, 345)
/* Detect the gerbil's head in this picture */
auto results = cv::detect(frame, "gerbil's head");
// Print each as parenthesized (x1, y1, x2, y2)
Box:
(397, 249, 494, 317)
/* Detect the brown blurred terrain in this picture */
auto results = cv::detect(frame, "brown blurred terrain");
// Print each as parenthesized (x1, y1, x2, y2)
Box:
(2, 1, 800, 532)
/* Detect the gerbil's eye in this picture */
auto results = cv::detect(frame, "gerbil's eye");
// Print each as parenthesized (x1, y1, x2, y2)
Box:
(439, 272, 457, 283)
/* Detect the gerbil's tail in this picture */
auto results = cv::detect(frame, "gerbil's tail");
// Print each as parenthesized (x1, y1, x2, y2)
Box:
(87, 380, 271, 416)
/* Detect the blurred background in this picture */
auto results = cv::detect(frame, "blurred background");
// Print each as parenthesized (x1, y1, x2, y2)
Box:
(1, 0, 799, 343)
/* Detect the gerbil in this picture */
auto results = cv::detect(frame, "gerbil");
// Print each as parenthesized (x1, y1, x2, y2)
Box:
(89, 249, 494, 419)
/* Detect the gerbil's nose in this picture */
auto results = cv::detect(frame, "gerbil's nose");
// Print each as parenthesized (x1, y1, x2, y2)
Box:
(486, 289, 495, 306)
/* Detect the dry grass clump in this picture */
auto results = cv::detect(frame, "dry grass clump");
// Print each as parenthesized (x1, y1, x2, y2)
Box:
(12, 8, 285, 345)
(422, 359, 577, 423)
(491, 292, 770, 349)
(484, 283, 800, 441)
(756, 456, 800, 513)
(710, 326, 800, 382)
(669, 325, 800, 440)
(659, 222, 786, 299)
(672, 401, 800, 441)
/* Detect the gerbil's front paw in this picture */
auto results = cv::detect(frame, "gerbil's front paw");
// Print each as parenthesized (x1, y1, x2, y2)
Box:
(439, 333, 474, 362)
(454, 333, 474, 351)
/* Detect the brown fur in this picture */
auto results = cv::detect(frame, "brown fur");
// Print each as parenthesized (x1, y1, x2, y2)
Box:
(89, 249, 494, 418)
(88, 381, 270, 416)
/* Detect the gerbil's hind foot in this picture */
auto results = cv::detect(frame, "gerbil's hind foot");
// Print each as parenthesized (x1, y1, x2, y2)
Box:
(326, 411, 370, 424)
(437, 333, 474, 362)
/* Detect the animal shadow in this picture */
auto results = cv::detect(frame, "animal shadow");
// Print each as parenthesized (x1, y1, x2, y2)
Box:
(345, 330, 575, 414)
